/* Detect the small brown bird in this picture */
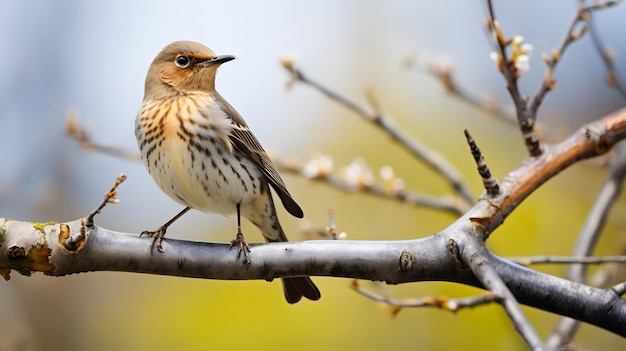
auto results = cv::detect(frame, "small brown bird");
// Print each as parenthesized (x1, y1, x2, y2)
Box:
(135, 41, 320, 303)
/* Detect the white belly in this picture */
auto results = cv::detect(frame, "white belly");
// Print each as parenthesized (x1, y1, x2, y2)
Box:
(135, 96, 262, 215)
(149, 135, 262, 215)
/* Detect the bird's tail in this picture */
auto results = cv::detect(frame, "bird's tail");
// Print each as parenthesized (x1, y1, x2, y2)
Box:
(256, 189, 321, 303)
(270, 221, 321, 304)
(282, 276, 321, 304)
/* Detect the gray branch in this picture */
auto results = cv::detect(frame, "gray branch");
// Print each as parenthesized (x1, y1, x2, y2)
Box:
(1, 218, 625, 338)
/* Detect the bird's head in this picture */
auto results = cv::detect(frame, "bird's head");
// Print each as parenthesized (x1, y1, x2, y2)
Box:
(144, 41, 235, 100)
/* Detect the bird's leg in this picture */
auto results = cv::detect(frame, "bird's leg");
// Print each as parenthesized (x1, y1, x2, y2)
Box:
(141, 207, 191, 253)
(230, 203, 251, 264)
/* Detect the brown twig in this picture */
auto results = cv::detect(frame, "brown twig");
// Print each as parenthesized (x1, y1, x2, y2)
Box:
(66, 111, 140, 161)
(529, 4, 592, 116)
(486, 1, 542, 157)
(585, 0, 626, 99)
(509, 255, 626, 266)
(85, 173, 127, 229)
(423, 59, 516, 124)
(351, 279, 495, 315)
(464, 129, 500, 196)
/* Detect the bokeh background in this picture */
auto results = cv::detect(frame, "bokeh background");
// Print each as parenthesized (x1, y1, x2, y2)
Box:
(1, 1, 626, 350)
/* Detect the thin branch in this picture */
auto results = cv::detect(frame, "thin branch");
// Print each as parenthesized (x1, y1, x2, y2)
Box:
(486, 0, 542, 156)
(418, 58, 516, 124)
(530, 0, 621, 115)
(586, 2, 626, 99)
(568, 142, 626, 283)
(85, 173, 126, 228)
(65, 112, 140, 161)
(464, 129, 501, 196)
(581, 0, 622, 11)
(352, 279, 495, 313)
(275, 158, 470, 215)
(509, 255, 626, 266)
(529, 10, 588, 116)
(282, 63, 475, 205)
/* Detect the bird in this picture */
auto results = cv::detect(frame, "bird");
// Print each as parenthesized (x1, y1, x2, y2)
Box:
(134, 41, 320, 304)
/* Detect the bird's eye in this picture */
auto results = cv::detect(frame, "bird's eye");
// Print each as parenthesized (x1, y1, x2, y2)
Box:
(175, 55, 190, 68)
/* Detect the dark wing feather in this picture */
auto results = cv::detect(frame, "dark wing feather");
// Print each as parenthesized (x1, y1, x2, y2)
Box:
(218, 95, 304, 218)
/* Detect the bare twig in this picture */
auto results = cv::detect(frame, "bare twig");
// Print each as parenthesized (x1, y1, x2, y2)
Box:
(352, 279, 495, 314)
(509, 255, 626, 266)
(85, 173, 126, 229)
(423, 59, 516, 124)
(581, 0, 622, 11)
(487, 1, 620, 158)
(464, 129, 500, 196)
(529, 9, 589, 117)
(486, 1, 542, 156)
(66, 112, 140, 161)
(586, 1, 626, 99)
(62, 173, 127, 252)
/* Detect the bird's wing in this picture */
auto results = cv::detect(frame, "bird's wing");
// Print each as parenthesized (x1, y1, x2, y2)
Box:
(219, 96, 304, 218)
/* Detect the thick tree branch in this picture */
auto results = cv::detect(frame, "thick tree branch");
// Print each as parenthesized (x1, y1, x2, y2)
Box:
(1, 218, 625, 337)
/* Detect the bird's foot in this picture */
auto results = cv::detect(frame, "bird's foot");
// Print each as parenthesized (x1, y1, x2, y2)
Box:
(140, 226, 166, 253)
(230, 229, 251, 264)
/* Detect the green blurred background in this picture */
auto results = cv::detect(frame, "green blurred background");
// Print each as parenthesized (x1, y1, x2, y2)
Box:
(1, 1, 626, 350)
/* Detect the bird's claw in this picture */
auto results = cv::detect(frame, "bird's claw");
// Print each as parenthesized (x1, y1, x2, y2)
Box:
(140, 227, 166, 253)
(230, 230, 251, 264)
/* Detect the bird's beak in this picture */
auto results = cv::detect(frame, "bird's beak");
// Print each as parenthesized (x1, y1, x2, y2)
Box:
(202, 55, 236, 68)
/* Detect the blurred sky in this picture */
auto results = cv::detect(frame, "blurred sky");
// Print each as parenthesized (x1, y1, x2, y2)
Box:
(1, 1, 626, 350)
